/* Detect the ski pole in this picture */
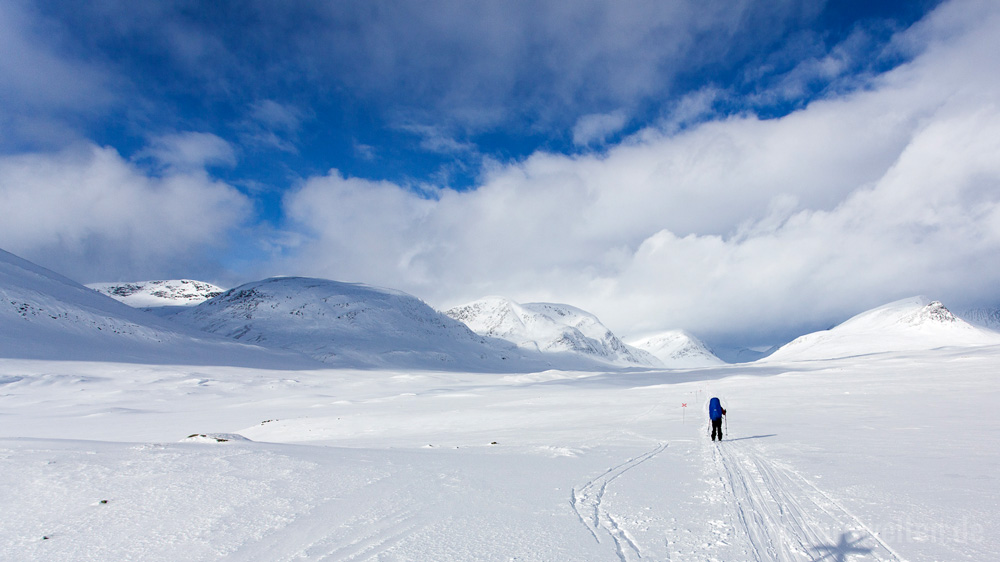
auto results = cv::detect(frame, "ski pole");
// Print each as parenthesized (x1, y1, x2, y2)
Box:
(724, 414, 728, 436)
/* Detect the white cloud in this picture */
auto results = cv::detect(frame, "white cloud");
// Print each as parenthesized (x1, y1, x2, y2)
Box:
(138, 132, 237, 172)
(248, 100, 302, 133)
(0, 1, 115, 148)
(279, 0, 1000, 345)
(572, 111, 629, 146)
(396, 123, 478, 155)
(0, 142, 251, 282)
(240, 100, 305, 153)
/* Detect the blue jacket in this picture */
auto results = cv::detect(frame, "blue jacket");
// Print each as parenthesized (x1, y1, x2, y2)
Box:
(709, 397, 726, 421)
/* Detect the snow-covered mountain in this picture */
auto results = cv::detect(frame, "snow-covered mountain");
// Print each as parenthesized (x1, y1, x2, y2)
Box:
(0, 249, 313, 367)
(445, 296, 659, 368)
(764, 297, 1000, 362)
(88, 279, 225, 308)
(957, 305, 1000, 331)
(710, 345, 780, 364)
(627, 330, 724, 368)
(174, 278, 540, 371)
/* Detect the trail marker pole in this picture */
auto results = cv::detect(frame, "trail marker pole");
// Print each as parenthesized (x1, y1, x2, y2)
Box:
(682, 403, 687, 423)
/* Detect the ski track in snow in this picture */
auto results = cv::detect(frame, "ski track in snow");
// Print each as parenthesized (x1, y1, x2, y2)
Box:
(571, 442, 668, 562)
(713, 437, 905, 562)
(222, 470, 430, 562)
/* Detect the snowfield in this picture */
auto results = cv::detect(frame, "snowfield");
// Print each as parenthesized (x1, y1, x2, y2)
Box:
(2, 249, 999, 560)
(2, 345, 999, 561)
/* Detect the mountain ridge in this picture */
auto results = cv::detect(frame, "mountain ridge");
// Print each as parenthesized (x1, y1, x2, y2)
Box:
(173, 277, 546, 372)
(764, 297, 1000, 362)
(0, 249, 314, 367)
(445, 296, 660, 368)
(627, 330, 725, 368)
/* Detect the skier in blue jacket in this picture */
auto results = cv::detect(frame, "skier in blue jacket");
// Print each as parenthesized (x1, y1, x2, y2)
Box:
(709, 397, 726, 441)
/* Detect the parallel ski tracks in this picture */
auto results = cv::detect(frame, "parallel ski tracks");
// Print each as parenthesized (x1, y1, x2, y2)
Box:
(714, 439, 905, 562)
(571, 442, 668, 562)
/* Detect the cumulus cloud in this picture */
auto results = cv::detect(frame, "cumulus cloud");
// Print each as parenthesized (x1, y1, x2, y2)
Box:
(0, 143, 251, 282)
(281, 0, 1000, 345)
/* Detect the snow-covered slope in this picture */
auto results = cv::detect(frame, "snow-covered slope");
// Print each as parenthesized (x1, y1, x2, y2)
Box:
(88, 279, 225, 308)
(175, 278, 537, 371)
(764, 296, 1000, 362)
(957, 305, 1000, 331)
(0, 249, 314, 367)
(445, 296, 659, 367)
(627, 330, 724, 368)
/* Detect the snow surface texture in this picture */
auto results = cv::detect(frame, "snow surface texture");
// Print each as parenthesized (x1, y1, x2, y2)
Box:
(765, 297, 1000, 362)
(2, 347, 999, 561)
(627, 330, 725, 368)
(446, 296, 661, 368)
(173, 277, 544, 372)
(88, 279, 225, 308)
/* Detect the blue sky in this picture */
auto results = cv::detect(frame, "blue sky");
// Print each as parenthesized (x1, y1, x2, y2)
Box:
(8, 1, 935, 187)
(3, 0, 1000, 349)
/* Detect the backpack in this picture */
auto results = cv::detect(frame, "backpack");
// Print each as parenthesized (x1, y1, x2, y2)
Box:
(709, 397, 723, 421)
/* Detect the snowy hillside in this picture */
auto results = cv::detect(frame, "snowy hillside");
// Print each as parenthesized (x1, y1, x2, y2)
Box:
(174, 278, 539, 371)
(957, 305, 1000, 331)
(0, 249, 313, 367)
(88, 279, 224, 308)
(765, 296, 1000, 362)
(627, 330, 725, 368)
(445, 296, 659, 367)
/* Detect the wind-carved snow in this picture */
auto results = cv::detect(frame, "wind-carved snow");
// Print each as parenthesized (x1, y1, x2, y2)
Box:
(88, 279, 225, 308)
(627, 330, 724, 368)
(764, 296, 1000, 362)
(175, 278, 539, 371)
(446, 296, 660, 368)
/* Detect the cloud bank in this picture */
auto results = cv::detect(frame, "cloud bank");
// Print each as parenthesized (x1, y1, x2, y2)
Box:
(281, 0, 1000, 345)
(0, 142, 251, 282)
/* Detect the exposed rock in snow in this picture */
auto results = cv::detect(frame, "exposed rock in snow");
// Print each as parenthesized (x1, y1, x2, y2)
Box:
(175, 278, 540, 371)
(627, 330, 724, 368)
(446, 296, 660, 367)
(88, 279, 225, 308)
(764, 297, 1000, 362)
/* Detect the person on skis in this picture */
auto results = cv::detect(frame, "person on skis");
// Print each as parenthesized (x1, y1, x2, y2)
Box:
(709, 397, 726, 441)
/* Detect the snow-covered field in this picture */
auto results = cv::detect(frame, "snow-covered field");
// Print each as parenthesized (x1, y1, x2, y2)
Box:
(2, 343, 998, 561)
